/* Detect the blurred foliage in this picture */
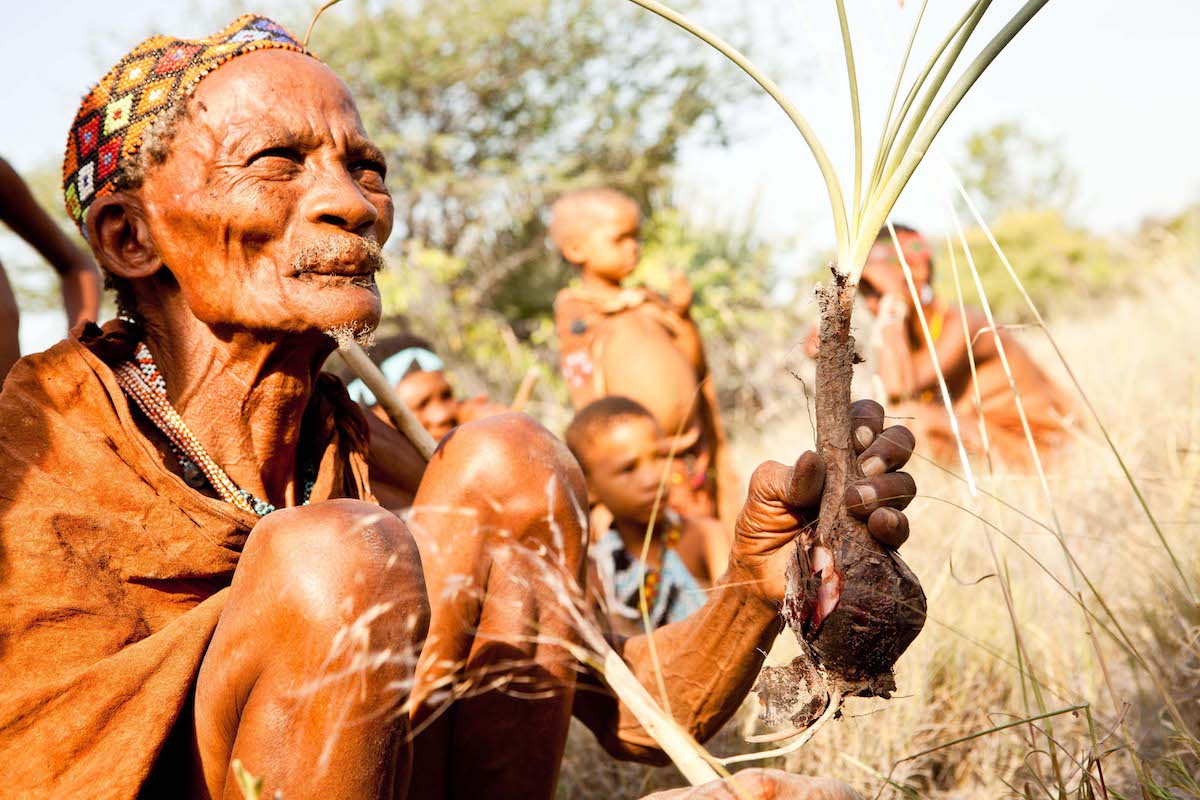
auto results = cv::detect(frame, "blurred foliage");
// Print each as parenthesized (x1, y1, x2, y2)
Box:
(925, 121, 1134, 324)
(311, 0, 768, 410)
(938, 208, 1131, 323)
(957, 121, 1077, 216)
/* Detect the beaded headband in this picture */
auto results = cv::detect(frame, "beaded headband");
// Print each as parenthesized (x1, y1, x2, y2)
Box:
(62, 14, 314, 234)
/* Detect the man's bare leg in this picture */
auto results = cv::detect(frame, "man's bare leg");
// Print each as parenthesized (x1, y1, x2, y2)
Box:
(193, 500, 430, 800)
(406, 413, 589, 800)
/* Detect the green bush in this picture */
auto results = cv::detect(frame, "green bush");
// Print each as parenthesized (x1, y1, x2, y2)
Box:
(938, 208, 1131, 323)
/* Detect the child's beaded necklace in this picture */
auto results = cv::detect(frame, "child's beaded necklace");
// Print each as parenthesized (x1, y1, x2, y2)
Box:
(637, 519, 683, 610)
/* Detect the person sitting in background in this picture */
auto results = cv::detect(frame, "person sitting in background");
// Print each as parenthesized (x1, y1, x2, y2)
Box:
(346, 333, 508, 441)
(0, 156, 102, 379)
(549, 187, 740, 525)
(851, 223, 1074, 467)
(565, 396, 728, 636)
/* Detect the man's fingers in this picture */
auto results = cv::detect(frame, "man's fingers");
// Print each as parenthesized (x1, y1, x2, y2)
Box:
(850, 399, 885, 453)
(746, 452, 825, 512)
(857, 425, 916, 476)
(846, 472, 916, 518)
(868, 507, 910, 549)
(788, 450, 826, 510)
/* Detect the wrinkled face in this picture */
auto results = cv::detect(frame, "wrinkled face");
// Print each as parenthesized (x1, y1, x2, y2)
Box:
(860, 230, 933, 315)
(396, 369, 459, 441)
(571, 199, 641, 282)
(580, 414, 669, 525)
(137, 50, 394, 339)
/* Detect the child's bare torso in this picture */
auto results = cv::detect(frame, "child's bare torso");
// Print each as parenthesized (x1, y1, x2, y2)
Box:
(555, 287, 702, 438)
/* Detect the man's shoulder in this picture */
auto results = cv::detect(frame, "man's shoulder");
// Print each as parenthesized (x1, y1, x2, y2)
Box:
(0, 333, 98, 424)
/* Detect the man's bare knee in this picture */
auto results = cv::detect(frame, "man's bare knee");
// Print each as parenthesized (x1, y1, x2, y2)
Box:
(430, 412, 588, 566)
(195, 502, 429, 796)
(245, 499, 430, 633)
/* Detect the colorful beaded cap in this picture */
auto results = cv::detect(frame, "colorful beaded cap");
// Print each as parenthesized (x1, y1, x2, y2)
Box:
(62, 14, 313, 233)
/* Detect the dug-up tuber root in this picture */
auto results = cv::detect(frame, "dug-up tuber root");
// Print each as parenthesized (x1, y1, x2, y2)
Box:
(755, 272, 926, 733)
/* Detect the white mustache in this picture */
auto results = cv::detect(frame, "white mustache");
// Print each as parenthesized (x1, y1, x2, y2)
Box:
(291, 237, 385, 275)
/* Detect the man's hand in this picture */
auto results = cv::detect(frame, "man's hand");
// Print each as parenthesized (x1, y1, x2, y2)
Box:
(727, 399, 916, 603)
(641, 769, 865, 800)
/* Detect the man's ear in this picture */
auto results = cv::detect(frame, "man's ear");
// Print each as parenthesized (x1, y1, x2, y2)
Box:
(85, 193, 162, 281)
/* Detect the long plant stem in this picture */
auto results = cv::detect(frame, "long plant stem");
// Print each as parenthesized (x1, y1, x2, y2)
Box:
(834, 0, 862, 228)
(866, 0, 986, 204)
(888, 223, 976, 493)
(864, 0, 931, 221)
(943, 221, 993, 471)
(858, 0, 1053, 275)
(953, 179, 1195, 603)
(871, 0, 993, 213)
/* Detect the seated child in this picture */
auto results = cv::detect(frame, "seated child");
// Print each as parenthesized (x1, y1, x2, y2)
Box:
(346, 334, 507, 441)
(549, 187, 741, 527)
(565, 395, 729, 636)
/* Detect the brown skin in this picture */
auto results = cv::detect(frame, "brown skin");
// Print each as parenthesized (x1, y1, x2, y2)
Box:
(0, 156, 102, 378)
(380, 367, 507, 442)
(644, 769, 864, 800)
(576, 413, 727, 581)
(83, 50, 918, 800)
(85, 51, 416, 798)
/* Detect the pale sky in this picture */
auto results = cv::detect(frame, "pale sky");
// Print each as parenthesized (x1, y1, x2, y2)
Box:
(3, 0, 1198, 347)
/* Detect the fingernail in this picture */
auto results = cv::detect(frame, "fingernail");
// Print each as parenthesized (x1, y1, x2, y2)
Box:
(854, 483, 877, 507)
(855, 425, 874, 449)
(860, 456, 886, 477)
(884, 509, 899, 531)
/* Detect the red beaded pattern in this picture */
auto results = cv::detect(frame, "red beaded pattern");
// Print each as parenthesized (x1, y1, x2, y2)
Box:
(62, 15, 313, 233)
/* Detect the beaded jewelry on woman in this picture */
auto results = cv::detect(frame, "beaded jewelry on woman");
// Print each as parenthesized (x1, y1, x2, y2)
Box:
(113, 342, 314, 516)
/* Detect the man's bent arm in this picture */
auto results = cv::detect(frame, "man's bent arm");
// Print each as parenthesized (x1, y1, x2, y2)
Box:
(0, 157, 101, 326)
(572, 562, 781, 762)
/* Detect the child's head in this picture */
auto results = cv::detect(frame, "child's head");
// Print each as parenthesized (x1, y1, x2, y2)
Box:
(548, 187, 641, 284)
(350, 334, 460, 439)
(566, 396, 668, 526)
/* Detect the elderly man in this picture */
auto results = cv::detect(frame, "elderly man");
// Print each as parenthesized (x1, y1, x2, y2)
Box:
(0, 16, 919, 800)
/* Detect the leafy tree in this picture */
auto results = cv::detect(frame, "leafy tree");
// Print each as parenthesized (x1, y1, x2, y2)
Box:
(957, 121, 1078, 216)
(939, 208, 1129, 323)
(307, 0, 762, 403)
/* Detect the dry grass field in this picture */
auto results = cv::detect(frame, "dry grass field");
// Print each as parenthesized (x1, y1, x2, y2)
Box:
(558, 239, 1200, 799)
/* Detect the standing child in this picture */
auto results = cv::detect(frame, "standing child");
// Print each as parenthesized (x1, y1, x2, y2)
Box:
(565, 396, 729, 636)
(549, 187, 740, 525)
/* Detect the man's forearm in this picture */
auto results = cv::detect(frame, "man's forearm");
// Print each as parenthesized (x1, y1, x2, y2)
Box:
(615, 565, 783, 748)
(0, 159, 93, 278)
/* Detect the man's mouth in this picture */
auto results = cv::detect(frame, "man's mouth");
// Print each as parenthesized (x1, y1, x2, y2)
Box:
(295, 271, 378, 288)
(290, 236, 386, 286)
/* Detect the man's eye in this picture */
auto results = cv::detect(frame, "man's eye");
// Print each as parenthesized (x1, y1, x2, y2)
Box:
(248, 147, 303, 165)
(351, 160, 387, 181)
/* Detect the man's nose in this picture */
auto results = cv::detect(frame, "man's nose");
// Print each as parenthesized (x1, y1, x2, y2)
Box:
(304, 165, 380, 235)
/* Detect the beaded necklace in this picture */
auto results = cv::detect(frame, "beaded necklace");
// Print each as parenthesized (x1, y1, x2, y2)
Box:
(112, 342, 315, 517)
(638, 521, 683, 610)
